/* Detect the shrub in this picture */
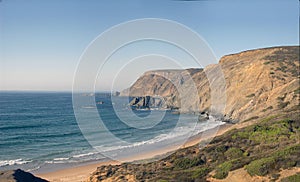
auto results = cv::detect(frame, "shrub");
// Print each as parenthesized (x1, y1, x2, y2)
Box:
(191, 167, 210, 179)
(281, 173, 300, 182)
(249, 122, 290, 143)
(174, 157, 203, 170)
(214, 161, 232, 179)
(215, 145, 227, 153)
(246, 157, 275, 176)
(224, 147, 243, 160)
(236, 131, 249, 139)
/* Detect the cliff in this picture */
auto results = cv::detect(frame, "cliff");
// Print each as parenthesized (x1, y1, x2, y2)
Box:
(121, 46, 300, 122)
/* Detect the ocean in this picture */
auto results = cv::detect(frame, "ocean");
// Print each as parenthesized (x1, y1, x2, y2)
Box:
(0, 92, 224, 173)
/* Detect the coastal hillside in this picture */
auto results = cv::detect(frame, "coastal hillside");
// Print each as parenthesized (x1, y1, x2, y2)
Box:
(121, 46, 300, 122)
(88, 112, 300, 182)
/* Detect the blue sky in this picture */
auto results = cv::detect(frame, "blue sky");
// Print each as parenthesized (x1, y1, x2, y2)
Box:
(0, 0, 299, 91)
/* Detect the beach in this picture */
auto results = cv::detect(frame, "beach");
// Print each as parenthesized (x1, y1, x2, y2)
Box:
(36, 123, 234, 182)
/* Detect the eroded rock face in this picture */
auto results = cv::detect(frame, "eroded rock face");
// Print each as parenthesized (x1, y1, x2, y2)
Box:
(218, 46, 299, 121)
(120, 46, 299, 122)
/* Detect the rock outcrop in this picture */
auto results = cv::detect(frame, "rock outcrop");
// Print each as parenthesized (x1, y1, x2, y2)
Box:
(128, 96, 179, 110)
(121, 46, 300, 122)
(0, 169, 48, 182)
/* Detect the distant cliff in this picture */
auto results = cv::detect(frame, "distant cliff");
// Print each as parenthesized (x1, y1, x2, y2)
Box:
(121, 46, 300, 122)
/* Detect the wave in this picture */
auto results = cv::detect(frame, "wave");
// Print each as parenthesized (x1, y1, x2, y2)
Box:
(81, 106, 96, 109)
(45, 157, 70, 164)
(0, 159, 32, 167)
(53, 157, 69, 161)
(72, 152, 95, 158)
(95, 119, 225, 153)
(44, 151, 105, 164)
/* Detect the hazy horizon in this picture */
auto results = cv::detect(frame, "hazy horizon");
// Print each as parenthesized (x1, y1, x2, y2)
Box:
(1, 0, 299, 91)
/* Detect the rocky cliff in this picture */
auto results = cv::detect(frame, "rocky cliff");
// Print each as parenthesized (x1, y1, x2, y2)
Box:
(121, 46, 299, 122)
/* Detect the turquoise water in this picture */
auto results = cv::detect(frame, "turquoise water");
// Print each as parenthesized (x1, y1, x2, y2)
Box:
(0, 92, 224, 173)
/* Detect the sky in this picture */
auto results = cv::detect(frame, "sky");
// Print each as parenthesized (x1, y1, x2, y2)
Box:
(0, 0, 299, 91)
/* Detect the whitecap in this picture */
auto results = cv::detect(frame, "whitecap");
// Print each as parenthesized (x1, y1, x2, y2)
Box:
(0, 159, 32, 167)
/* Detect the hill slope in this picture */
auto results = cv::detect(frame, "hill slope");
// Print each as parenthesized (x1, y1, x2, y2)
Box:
(88, 112, 300, 182)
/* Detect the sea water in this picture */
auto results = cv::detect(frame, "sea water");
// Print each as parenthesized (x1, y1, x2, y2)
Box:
(0, 92, 224, 173)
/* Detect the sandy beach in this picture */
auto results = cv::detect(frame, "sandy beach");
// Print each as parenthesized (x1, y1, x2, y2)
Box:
(36, 123, 235, 182)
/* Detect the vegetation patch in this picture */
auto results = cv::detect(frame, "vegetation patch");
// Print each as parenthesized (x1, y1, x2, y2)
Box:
(173, 157, 203, 170)
(246, 144, 300, 176)
(224, 147, 243, 160)
(191, 167, 210, 179)
(90, 113, 300, 182)
(281, 173, 300, 182)
(246, 157, 276, 176)
(214, 161, 233, 179)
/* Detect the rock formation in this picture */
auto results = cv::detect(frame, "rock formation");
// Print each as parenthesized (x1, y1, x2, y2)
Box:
(0, 169, 48, 182)
(121, 46, 299, 122)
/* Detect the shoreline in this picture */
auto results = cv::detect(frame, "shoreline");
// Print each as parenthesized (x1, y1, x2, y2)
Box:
(36, 123, 235, 182)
